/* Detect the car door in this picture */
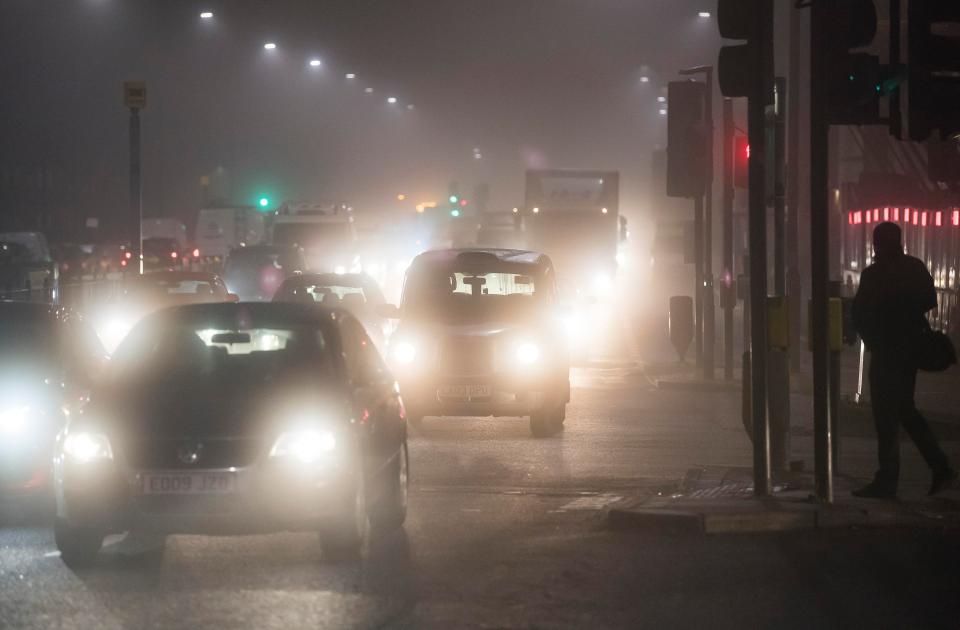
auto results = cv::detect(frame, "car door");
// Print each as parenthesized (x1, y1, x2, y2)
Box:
(339, 316, 404, 468)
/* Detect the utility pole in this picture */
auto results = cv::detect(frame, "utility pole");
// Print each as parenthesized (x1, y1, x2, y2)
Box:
(810, 3, 833, 503)
(717, 0, 774, 496)
(722, 98, 735, 381)
(124, 81, 146, 275)
(786, 5, 803, 373)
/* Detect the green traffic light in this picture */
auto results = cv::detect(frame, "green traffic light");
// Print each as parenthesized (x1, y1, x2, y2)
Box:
(451, 209, 461, 218)
(449, 195, 458, 204)
(258, 197, 270, 208)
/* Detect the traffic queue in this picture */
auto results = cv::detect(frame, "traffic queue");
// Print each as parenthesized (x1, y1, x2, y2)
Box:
(0, 226, 571, 567)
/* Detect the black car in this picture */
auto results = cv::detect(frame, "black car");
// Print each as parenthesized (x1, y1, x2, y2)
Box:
(223, 245, 307, 301)
(0, 302, 107, 505)
(53, 302, 408, 566)
(273, 272, 390, 351)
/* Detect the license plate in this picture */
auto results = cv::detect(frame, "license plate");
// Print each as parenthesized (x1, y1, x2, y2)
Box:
(140, 472, 236, 495)
(438, 384, 492, 399)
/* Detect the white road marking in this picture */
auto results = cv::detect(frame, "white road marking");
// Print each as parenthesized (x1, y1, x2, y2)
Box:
(558, 493, 623, 511)
(43, 550, 61, 558)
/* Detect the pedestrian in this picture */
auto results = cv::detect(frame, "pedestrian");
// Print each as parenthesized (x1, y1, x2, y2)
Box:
(851, 221, 957, 498)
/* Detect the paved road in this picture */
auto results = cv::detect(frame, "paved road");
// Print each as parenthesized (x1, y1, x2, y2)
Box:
(2, 365, 959, 629)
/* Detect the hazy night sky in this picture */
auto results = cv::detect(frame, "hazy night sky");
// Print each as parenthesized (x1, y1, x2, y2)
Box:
(0, 0, 724, 237)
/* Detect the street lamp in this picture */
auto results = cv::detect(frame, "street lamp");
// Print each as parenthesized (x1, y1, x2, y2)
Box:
(698, 11, 711, 18)
(345, 73, 356, 79)
(657, 96, 667, 103)
(364, 87, 374, 93)
(200, 11, 213, 19)
(309, 59, 322, 67)
(387, 96, 398, 104)
(263, 42, 277, 50)
(406, 104, 415, 111)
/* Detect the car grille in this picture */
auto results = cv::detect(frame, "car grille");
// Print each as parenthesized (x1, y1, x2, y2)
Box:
(439, 337, 494, 376)
(124, 438, 264, 470)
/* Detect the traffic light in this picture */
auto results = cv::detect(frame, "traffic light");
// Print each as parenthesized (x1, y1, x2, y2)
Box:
(449, 195, 459, 204)
(717, 0, 773, 100)
(666, 80, 706, 198)
(907, 3, 960, 141)
(814, 0, 884, 125)
(734, 136, 749, 189)
(258, 196, 271, 210)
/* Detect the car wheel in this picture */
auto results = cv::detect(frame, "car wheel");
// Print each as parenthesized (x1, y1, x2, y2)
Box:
(370, 441, 409, 533)
(529, 404, 565, 438)
(54, 517, 103, 568)
(319, 469, 369, 562)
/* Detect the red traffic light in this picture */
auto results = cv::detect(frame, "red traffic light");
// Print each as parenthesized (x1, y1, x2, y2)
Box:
(459, 199, 468, 207)
(734, 136, 750, 189)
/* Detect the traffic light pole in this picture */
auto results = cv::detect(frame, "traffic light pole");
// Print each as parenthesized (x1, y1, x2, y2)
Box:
(694, 196, 704, 367)
(703, 67, 715, 381)
(722, 98, 735, 381)
(748, 1, 773, 498)
(786, 5, 803, 373)
(810, 1, 834, 503)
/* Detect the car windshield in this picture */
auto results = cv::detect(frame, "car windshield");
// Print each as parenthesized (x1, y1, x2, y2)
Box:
(403, 266, 543, 322)
(112, 318, 329, 387)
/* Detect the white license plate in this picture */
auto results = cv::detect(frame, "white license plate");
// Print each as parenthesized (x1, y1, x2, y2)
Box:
(438, 384, 492, 399)
(140, 472, 236, 495)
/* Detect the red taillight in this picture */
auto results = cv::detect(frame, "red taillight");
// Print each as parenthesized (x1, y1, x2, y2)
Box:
(848, 213, 854, 225)
(921, 212, 928, 227)
(866, 209, 873, 223)
(935, 211, 942, 227)
(124, 251, 132, 259)
(953, 210, 960, 227)
(854, 210, 862, 224)
(893, 207, 900, 221)
(883, 207, 889, 221)
(873, 208, 880, 222)
(193, 248, 200, 257)
(170, 251, 178, 259)
(121, 259, 128, 267)
(904, 208, 911, 223)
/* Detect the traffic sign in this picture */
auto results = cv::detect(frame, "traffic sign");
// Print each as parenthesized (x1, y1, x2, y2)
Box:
(124, 81, 147, 109)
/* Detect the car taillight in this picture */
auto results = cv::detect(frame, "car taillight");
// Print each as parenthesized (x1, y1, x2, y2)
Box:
(170, 251, 178, 259)
(193, 248, 200, 257)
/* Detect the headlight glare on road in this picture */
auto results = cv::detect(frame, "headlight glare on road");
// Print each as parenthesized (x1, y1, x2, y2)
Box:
(392, 341, 417, 365)
(0, 406, 30, 435)
(515, 341, 541, 365)
(270, 429, 337, 464)
(63, 431, 113, 462)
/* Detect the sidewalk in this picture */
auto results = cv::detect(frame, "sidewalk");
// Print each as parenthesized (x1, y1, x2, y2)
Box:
(607, 465, 960, 535)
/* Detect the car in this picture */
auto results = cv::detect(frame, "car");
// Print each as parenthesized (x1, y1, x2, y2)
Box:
(92, 270, 236, 352)
(141, 237, 183, 271)
(383, 248, 570, 437)
(0, 302, 107, 510)
(223, 244, 307, 302)
(272, 272, 391, 350)
(52, 302, 409, 566)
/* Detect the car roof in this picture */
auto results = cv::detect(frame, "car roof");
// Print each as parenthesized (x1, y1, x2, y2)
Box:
(0, 300, 65, 323)
(129, 271, 223, 282)
(412, 248, 549, 267)
(281, 272, 375, 287)
(145, 302, 341, 329)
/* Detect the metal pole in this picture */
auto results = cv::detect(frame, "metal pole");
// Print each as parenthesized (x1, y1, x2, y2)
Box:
(694, 196, 704, 367)
(829, 280, 842, 474)
(703, 67, 715, 381)
(723, 99, 735, 381)
(129, 107, 142, 275)
(786, 2, 803, 373)
(749, 0, 773, 497)
(810, 1, 834, 503)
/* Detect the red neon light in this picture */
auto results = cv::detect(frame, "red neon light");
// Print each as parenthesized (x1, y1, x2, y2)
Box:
(883, 207, 890, 221)
(873, 208, 880, 222)
(904, 208, 911, 222)
(854, 210, 862, 224)
(921, 212, 927, 227)
(953, 210, 960, 227)
(893, 207, 900, 221)
(866, 209, 873, 223)
(848, 213, 854, 225)
(935, 211, 942, 227)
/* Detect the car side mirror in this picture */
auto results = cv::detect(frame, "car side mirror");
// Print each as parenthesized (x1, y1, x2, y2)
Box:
(226, 293, 240, 303)
(376, 303, 401, 319)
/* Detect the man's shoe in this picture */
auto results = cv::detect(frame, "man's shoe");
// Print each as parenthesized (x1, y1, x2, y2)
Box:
(929, 469, 958, 496)
(852, 482, 897, 499)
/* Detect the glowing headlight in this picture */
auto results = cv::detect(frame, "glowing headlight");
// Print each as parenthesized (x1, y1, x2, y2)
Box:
(515, 342, 541, 364)
(364, 262, 383, 277)
(270, 429, 337, 464)
(99, 314, 136, 353)
(334, 265, 346, 275)
(63, 431, 113, 462)
(592, 272, 614, 297)
(0, 406, 30, 435)
(391, 341, 417, 365)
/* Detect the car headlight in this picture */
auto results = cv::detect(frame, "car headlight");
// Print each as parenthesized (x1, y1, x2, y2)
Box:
(270, 429, 337, 464)
(592, 272, 614, 297)
(63, 431, 113, 462)
(0, 406, 30, 435)
(391, 341, 417, 365)
(515, 341, 541, 365)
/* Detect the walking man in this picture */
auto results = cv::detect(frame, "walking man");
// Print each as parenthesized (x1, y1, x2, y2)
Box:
(851, 222, 956, 498)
